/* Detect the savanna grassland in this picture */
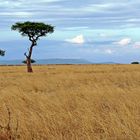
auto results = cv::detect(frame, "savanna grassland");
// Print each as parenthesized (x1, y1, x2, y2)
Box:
(0, 65, 140, 140)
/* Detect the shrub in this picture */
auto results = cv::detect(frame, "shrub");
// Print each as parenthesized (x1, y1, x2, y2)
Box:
(131, 62, 139, 64)
(22, 59, 36, 64)
(0, 50, 5, 56)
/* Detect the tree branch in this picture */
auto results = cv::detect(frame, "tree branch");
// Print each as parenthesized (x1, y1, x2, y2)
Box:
(36, 32, 44, 40)
(28, 34, 35, 42)
(24, 52, 28, 58)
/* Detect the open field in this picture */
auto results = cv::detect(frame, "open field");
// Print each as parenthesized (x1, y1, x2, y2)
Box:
(0, 64, 140, 139)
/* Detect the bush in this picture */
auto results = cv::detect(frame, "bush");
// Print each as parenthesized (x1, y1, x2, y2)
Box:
(131, 62, 139, 64)
(0, 50, 5, 56)
(22, 59, 36, 64)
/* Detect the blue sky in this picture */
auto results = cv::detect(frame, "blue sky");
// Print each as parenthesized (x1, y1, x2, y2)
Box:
(0, 0, 140, 63)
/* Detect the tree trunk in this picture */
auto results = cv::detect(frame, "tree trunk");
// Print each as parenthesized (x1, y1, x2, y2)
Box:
(26, 58, 33, 72)
(24, 40, 36, 73)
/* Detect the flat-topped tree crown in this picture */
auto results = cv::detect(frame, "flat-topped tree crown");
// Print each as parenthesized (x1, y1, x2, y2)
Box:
(11, 21, 54, 72)
(11, 21, 54, 42)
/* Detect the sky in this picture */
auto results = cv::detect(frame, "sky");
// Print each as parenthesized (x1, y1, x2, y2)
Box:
(0, 0, 140, 63)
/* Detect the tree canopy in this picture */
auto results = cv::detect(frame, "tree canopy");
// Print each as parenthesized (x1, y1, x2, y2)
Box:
(11, 21, 54, 43)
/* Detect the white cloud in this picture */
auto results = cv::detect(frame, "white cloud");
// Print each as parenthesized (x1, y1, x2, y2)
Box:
(99, 33, 111, 38)
(105, 49, 113, 54)
(133, 42, 140, 48)
(84, 3, 114, 12)
(0, 12, 32, 17)
(66, 35, 85, 44)
(116, 38, 132, 46)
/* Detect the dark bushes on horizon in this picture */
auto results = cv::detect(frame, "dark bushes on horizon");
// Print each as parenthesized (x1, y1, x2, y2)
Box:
(22, 59, 36, 64)
(131, 61, 139, 64)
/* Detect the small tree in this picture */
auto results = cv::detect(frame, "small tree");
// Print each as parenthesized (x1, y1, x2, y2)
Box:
(11, 21, 54, 72)
(0, 49, 5, 56)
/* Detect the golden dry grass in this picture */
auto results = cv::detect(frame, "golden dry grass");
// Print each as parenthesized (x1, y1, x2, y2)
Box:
(0, 64, 140, 140)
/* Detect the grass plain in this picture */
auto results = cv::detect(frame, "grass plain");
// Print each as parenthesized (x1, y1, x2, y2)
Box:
(0, 64, 140, 140)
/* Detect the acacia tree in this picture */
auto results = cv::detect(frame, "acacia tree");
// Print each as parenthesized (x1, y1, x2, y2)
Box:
(11, 21, 54, 72)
